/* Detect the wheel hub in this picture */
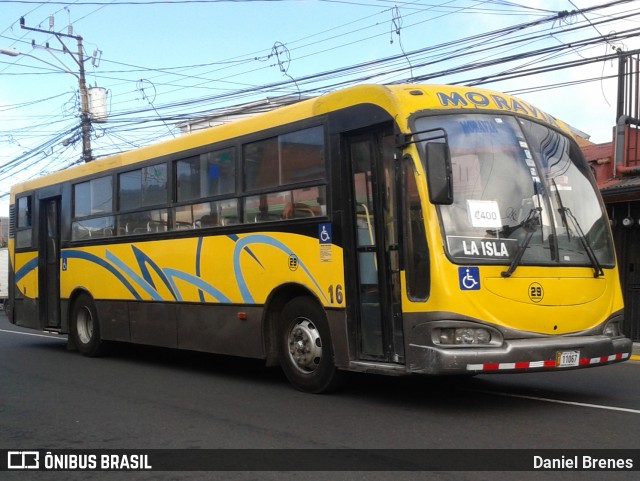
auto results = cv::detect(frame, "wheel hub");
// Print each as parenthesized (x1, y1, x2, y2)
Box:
(287, 319, 322, 374)
(77, 306, 94, 345)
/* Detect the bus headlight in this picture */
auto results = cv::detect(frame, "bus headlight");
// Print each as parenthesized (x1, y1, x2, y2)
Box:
(436, 327, 493, 345)
(603, 321, 621, 337)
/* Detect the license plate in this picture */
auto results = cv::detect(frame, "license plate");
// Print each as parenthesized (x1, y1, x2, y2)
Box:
(556, 350, 580, 367)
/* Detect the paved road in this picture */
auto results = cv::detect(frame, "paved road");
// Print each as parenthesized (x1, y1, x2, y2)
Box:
(1, 311, 638, 480)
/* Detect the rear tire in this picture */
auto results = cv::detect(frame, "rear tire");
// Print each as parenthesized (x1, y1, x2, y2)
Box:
(278, 296, 342, 393)
(70, 293, 108, 357)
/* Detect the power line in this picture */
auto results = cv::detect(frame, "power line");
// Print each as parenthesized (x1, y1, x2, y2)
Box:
(0, 0, 638, 197)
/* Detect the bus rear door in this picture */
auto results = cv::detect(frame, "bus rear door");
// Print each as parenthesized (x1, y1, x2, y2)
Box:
(38, 197, 61, 330)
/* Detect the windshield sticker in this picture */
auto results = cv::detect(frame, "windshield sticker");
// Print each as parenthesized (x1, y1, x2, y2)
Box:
(552, 175, 572, 191)
(467, 200, 502, 228)
(459, 119, 498, 134)
(447, 236, 519, 260)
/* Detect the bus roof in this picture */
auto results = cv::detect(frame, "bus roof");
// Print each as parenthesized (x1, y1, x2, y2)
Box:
(10, 83, 569, 198)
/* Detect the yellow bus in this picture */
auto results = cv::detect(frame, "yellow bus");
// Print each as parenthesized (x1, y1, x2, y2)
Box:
(7, 84, 632, 392)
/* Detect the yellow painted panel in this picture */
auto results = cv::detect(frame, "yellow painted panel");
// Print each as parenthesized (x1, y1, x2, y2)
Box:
(483, 276, 606, 306)
(402, 262, 623, 335)
(47, 232, 345, 307)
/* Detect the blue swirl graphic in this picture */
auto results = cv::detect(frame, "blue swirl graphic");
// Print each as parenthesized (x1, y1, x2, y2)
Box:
(163, 268, 231, 303)
(131, 245, 177, 300)
(14, 256, 38, 282)
(62, 250, 142, 300)
(232, 234, 327, 304)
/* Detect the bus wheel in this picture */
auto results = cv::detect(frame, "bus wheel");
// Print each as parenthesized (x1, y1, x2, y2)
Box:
(70, 293, 108, 357)
(278, 296, 341, 393)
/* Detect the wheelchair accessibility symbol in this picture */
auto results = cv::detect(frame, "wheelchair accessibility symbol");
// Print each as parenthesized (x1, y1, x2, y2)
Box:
(318, 223, 332, 244)
(458, 266, 480, 290)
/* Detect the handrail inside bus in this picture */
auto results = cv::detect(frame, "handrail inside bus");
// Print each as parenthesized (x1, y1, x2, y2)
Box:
(359, 203, 375, 246)
(358, 202, 378, 271)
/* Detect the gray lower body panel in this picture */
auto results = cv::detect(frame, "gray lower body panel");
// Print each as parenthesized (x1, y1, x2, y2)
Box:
(95, 300, 265, 359)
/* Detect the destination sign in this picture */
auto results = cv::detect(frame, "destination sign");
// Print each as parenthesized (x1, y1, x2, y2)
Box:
(447, 236, 519, 260)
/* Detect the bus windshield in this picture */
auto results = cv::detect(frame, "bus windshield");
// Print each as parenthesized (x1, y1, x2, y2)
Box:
(414, 114, 615, 269)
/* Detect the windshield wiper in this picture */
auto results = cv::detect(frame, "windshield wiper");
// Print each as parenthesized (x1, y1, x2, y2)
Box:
(552, 178, 603, 278)
(551, 179, 570, 240)
(501, 207, 542, 278)
(559, 207, 604, 278)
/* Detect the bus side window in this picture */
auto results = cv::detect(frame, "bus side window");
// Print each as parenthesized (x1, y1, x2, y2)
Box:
(15, 195, 33, 248)
(403, 158, 430, 300)
(198, 214, 219, 227)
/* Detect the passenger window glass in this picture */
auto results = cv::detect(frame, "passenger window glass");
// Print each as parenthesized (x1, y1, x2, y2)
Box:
(173, 199, 239, 230)
(119, 163, 167, 210)
(244, 192, 286, 222)
(176, 149, 235, 201)
(281, 126, 325, 184)
(243, 126, 325, 192)
(72, 216, 115, 241)
(74, 176, 113, 217)
(117, 209, 168, 235)
(244, 186, 326, 222)
(17, 196, 32, 228)
(15, 196, 33, 248)
(244, 137, 279, 191)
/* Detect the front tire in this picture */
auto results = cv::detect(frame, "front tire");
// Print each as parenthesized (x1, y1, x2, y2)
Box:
(278, 296, 342, 393)
(70, 293, 108, 357)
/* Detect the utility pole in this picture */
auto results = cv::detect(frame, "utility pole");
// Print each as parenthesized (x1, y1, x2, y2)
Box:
(19, 16, 93, 162)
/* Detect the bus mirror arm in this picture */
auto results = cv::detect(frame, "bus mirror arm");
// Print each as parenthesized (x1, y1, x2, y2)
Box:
(397, 127, 449, 148)
(397, 128, 453, 204)
(396, 128, 453, 205)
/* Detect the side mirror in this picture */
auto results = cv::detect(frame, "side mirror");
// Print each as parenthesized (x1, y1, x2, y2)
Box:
(426, 142, 453, 205)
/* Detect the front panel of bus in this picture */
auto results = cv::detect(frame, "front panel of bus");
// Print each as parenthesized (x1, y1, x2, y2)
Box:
(402, 111, 632, 374)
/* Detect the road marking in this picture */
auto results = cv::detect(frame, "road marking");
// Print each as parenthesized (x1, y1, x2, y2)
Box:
(472, 389, 640, 414)
(0, 328, 66, 340)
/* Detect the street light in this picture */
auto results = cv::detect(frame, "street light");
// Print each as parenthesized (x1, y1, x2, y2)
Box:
(0, 48, 19, 57)
(0, 47, 79, 78)
(1, 23, 93, 162)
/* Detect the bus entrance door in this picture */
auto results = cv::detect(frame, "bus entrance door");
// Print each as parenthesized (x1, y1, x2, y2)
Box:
(38, 198, 61, 330)
(348, 131, 404, 363)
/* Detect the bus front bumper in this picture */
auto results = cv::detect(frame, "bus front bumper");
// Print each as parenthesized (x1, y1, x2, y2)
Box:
(407, 335, 633, 375)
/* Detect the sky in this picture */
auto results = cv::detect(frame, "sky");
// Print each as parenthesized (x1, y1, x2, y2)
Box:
(1, 0, 640, 217)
